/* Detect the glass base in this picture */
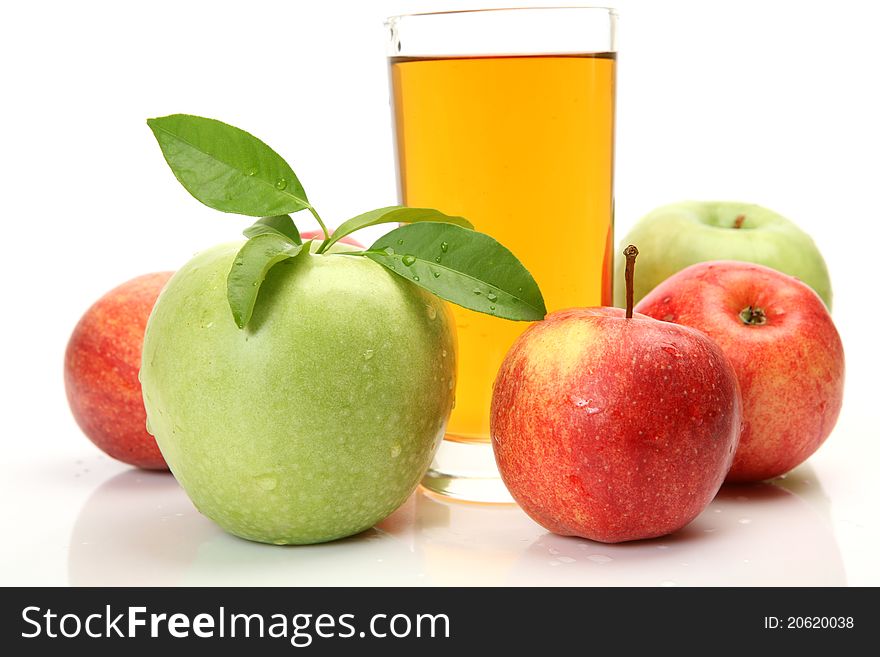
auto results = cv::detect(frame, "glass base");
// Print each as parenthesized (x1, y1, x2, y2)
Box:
(421, 438, 515, 504)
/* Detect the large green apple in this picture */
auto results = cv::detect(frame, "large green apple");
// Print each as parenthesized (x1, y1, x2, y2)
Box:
(613, 201, 832, 308)
(140, 242, 456, 545)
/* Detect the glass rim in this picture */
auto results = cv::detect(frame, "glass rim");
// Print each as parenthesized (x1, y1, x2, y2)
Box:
(386, 6, 617, 58)
(385, 6, 617, 24)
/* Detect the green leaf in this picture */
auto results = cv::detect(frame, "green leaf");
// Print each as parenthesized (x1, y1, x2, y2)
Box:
(147, 114, 309, 217)
(320, 206, 472, 253)
(366, 223, 546, 321)
(243, 215, 302, 245)
(227, 234, 304, 329)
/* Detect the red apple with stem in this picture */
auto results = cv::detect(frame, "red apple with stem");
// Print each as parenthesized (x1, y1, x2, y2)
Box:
(65, 272, 173, 469)
(636, 261, 844, 482)
(491, 246, 742, 543)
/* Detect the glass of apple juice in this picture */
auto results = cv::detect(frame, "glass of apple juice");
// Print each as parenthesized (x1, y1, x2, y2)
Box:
(386, 7, 617, 502)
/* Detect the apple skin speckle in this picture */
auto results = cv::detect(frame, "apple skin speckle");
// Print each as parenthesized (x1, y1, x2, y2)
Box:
(491, 307, 742, 543)
(637, 260, 844, 482)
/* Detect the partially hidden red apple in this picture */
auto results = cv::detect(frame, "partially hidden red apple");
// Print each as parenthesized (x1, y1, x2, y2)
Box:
(300, 230, 363, 248)
(636, 260, 844, 482)
(491, 247, 742, 543)
(65, 272, 173, 470)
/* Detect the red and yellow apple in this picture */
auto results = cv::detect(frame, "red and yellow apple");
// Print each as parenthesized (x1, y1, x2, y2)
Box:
(491, 266, 742, 542)
(65, 272, 173, 470)
(636, 261, 844, 482)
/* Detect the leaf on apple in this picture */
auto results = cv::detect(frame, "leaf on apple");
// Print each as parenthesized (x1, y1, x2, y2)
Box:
(320, 206, 473, 253)
(147, 114, 310, 217)
(366, 223, 547, 322)
(243, 215, 303, 245)
(227, 233, 304, 329)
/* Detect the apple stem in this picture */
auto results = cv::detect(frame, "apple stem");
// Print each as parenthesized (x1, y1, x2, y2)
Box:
(307, 205, 332, 251)
(623, 244, 639, 319)
(739, 305, 767, 326)
(733, 214, 746, 229)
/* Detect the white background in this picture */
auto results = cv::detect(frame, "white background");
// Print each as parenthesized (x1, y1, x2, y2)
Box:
(2, 0, 879, 586)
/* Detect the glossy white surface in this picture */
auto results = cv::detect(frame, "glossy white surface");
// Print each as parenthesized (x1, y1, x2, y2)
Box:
(2, 0, 880, 586)
(3, 429, 877, 586)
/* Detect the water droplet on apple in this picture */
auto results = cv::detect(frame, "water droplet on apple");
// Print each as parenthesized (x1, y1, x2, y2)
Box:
(390, 445, 401, 458)
(568, 394, 602, 414)
(660, 344, 682, 358)
(440, 241, 449, 253)
(402, 255, 416, 266)
(738, 517, 752, 524)
(363, 349, 374, 360)
(256, 475, 277, 491)
(275, 178, 288, 190)
(662, 296, 671, 304)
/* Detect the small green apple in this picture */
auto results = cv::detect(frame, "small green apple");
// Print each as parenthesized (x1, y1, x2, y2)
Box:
(140, 242, 456, 545)
(613, 201, 832, 309)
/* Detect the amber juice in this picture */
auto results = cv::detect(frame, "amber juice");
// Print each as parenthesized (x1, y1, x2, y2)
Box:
(390, 53, 616, 442)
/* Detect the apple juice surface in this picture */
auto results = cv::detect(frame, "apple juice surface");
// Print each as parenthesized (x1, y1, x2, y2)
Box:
(390, 54, 616, 442)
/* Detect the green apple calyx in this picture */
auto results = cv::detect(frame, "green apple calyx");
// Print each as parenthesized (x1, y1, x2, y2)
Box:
(148, 113, 547, 326)
(733, 214, 746, 229)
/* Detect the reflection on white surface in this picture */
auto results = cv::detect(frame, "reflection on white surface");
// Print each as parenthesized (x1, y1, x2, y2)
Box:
(69, 466, 844, 586)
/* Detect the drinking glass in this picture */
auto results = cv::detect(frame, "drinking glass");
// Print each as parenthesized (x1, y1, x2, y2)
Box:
(387, 7, 617, 502)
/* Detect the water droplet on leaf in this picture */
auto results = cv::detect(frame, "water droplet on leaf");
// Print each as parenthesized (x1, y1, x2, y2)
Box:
(402, 255, 416, 266)
(275, 178, 288, 190)
(440, 241, 449, 253)
(383, 247, 395, 256)
(397, 239, 404, 245)
(487, 292, 498, 302)
(413, 275, 420, 281)
(473, 288, 481, 295)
